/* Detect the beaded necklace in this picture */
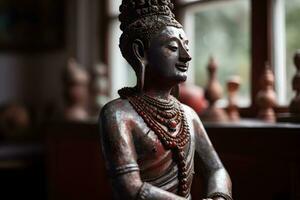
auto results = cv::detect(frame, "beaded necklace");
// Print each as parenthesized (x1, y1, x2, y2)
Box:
(118, 87, 191, 197)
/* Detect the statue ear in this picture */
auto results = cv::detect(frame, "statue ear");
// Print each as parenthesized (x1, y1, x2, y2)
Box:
(132, 39, 146, 92)
(132, 39, 146, 63)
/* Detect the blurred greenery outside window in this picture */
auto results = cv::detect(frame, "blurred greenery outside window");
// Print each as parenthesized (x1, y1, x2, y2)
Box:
(183, 0, 251, 107)
(273, 0, 300, 105)
(284, 0, 300, 104)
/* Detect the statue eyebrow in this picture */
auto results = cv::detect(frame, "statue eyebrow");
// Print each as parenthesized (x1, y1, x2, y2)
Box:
(179, 34, 189, 44)
(167, 37, 182, 43)
(166, 37, 189, 47)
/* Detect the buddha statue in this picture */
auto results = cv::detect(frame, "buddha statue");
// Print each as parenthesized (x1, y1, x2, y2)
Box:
(99, 0, 232, 199)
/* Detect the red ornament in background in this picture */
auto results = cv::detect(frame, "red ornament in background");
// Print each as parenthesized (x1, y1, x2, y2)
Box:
(179, 83, 208, 115)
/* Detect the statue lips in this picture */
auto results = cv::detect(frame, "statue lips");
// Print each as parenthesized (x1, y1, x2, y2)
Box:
(175, 63, 188, 72)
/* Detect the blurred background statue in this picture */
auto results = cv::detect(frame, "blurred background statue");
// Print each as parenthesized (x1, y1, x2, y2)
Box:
(226, 76, 241, 122)
(202, 57, 228, 122)
(89, 62, 110, 119)
(0, 103, 30, 140)
(63, 58, 90, 121)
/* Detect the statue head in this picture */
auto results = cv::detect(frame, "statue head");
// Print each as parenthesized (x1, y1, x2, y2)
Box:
(119, 0, 192, 91)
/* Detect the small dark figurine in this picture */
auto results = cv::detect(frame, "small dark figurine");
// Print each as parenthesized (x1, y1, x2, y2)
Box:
(99, 0, 232, 200)
(0, 103, 30, 139)
(290, 50, 300, 114)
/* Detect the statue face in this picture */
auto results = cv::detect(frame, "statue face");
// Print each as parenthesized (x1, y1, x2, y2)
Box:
(145, 26, 192, 85)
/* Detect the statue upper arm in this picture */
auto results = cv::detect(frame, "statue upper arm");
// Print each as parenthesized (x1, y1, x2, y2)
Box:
(183, 105, 233, 198)
(183, 105, 224, 174)
(99, 101, 143, 199)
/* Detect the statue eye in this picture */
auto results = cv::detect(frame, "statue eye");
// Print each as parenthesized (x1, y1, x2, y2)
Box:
(167, 45, 178, 52)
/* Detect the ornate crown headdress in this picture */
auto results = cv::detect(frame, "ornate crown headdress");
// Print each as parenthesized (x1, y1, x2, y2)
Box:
(119, 0, 182, 35)
(118, 0, 182, 92)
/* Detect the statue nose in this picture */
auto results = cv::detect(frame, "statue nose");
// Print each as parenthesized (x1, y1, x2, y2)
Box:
(180, 49, 192, 63)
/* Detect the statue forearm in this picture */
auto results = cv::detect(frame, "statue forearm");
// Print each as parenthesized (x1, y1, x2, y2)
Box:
(111, 172, 186, 200)
(136, 182, 187, 200)
(206, 168, 232, 200)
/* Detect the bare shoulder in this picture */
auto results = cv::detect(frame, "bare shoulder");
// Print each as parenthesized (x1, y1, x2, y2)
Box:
(100, 98, 134, 120)
(98, 98, 138, 150)
(180, 103, 206, 133)
(180, 103, 201, 123)
(99, 98, 137, 134)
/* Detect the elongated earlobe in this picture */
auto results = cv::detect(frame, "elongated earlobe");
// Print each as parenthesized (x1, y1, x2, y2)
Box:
(137, 63, 146, 92)
(132, 39, 145, 60)
(132, 39, 146, 92)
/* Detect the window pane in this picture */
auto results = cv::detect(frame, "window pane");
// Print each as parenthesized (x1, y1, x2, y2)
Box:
(285, 0, 300, 101)
(108, 19, 136, 98)
(185, 0, 250, 107)
(108, 0, 122, 16)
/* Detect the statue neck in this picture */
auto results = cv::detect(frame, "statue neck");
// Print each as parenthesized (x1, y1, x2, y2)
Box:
(142, 71, 179, 100)
(143, 84, 173, 101)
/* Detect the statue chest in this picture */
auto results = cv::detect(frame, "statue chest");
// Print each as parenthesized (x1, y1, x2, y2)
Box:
(132, 121, 195, 184)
